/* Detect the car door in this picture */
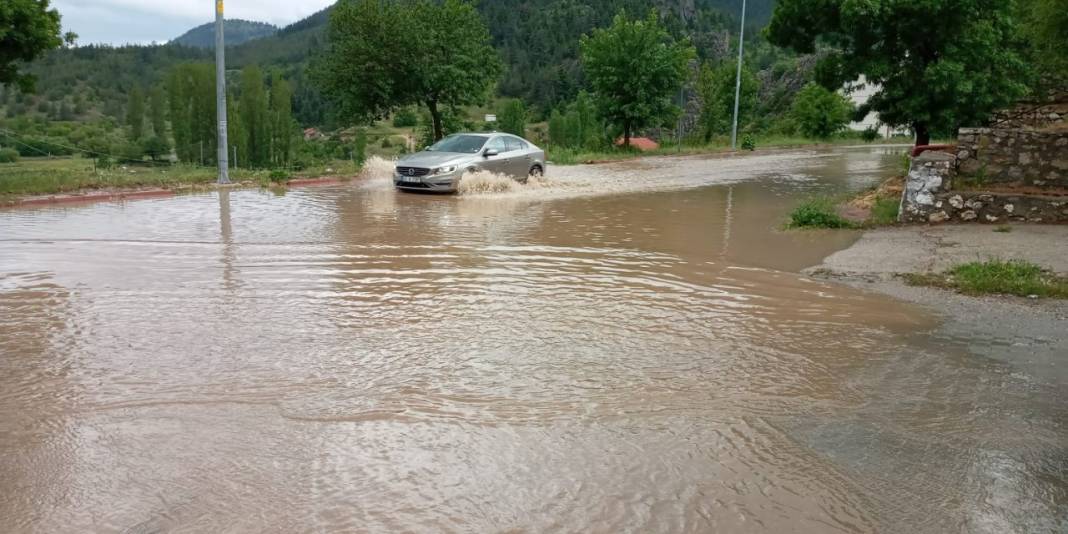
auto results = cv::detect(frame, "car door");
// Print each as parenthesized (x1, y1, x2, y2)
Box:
(504, 136, 531, 178)
(480, 136, 509, 175)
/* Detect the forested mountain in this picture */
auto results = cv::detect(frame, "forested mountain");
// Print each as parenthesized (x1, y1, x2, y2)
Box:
(171, 20, 279, 48)
(9, 0, 778, 128)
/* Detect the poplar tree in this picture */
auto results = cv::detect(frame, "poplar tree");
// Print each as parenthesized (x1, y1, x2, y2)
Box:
(239, 65, 269, 168)
(126, 85, 145, 140)
(269, 72, 293, 167)
(149, 86, 166, 137)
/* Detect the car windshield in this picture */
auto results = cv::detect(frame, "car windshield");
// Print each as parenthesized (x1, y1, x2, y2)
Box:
(427, 135, 487, 154)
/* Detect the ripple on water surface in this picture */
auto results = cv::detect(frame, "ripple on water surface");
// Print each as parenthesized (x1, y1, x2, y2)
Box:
(1, 147, 1065, 533)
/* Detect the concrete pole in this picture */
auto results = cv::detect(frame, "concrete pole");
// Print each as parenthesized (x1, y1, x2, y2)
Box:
(730, 0, 747, 151)
(215, 0, 230, 184)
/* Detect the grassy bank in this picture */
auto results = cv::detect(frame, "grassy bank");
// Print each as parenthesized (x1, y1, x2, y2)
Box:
(904, 260, 1068, 299)
(0, 157, 360, 201)
(547, 135, 913, 165)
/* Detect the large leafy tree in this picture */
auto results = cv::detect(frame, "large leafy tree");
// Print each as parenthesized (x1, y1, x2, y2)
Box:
(767, 0, 1030, 146)
(0, 0, 70, 91)
(697, 61, 758, 142)
(580, 11, 695, 147)
(314, 0, 501, 141)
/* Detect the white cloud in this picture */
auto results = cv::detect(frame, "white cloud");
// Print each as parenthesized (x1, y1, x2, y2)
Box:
(52, 0, 335, 45)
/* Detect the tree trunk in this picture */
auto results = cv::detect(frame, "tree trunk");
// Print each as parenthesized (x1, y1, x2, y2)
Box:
(427, 99, 443, 142)
(623, 123, 632, 148)
(914, 122, 930, 147)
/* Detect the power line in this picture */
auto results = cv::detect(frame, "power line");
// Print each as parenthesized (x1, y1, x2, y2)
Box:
(0, 128, 200, 168)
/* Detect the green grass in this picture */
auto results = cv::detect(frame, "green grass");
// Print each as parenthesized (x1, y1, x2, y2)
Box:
(0, 156, 361, 201)
(993, 225, 1013, 233)
(787, 197, 857, 229)
(868, 197, 901, 226)
(904, 259, 1068, 299)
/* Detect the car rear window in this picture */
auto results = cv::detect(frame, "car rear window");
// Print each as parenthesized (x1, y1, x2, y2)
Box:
(505, 137, 526, 152)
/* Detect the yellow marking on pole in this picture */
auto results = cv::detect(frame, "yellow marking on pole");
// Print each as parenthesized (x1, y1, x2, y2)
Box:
(217, 0, 224, 15)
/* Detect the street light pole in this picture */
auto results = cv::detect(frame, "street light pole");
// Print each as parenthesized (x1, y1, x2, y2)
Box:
(215, 0, 230, 184)
(730, 0, 747, 151)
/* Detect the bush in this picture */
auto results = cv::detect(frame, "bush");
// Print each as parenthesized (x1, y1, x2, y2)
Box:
(380, 137, 392, 148)
(0, 148, 19, 163)
(787, 198, 856, 229)
(791, 83, 854, 139)
(740, 134, 756, 151)
(392, 108, 418, 128)
(269, 169, 291, 182)
(861, 127, 881, 142)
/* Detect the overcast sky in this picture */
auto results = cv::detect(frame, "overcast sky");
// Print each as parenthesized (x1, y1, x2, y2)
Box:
(52, 0, 336, 45)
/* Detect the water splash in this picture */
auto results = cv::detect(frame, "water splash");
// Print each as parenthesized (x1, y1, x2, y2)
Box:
(358, 156, 397, 190)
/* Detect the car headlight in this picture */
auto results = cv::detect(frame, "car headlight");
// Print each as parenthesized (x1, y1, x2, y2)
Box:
(432, 165, 457, 175)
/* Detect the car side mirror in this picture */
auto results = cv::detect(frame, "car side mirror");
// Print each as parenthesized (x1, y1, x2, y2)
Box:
(483, 148, 499, 158)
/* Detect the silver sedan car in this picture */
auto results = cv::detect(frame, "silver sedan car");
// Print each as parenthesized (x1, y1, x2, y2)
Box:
(394, 133, 546, 193)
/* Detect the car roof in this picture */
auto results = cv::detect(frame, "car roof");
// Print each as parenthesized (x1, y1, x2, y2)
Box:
(449, 132, 513, 138)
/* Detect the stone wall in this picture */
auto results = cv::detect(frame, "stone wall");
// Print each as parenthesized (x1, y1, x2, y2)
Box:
(956, 127, 1068, 188)
(991, 98, 1067, 130)
(900, 150, 1068, 224)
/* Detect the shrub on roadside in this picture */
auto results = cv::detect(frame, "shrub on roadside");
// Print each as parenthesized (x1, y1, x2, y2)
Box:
(906, 260, 1068, 299)
(741, 134, 756, 151)
(861, 127, 881, 142)
(0, 148, 19, 163)
(268, 169, 290, 183)
(392, 108, 418, 128)
(788, 198, 856, 229)
(791, 83, 854, 139)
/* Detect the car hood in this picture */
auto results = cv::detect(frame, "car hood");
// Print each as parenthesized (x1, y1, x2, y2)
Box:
(396, 151, 475, 169)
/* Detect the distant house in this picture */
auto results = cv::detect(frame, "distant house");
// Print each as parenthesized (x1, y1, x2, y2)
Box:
(843, 76, 910, 138)
(303, 128, 322, 141)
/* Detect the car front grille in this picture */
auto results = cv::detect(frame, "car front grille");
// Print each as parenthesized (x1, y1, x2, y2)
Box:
(396, 181, 429, 188)
(396, 166, 430, 177)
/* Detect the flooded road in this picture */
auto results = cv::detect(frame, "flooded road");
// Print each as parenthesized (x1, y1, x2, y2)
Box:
(1, 148, 1065, 533)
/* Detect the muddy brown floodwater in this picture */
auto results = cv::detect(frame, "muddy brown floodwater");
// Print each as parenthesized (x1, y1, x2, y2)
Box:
(1, 147, 1065, 533)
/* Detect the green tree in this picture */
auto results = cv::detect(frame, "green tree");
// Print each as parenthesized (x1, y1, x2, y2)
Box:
(148, 86, 166, 136)
(141, 135, 170, 161)
(239, 65, 270, 168)
(268, 72, 294, 167)
(126, 85, 145, 140)
(59, 100, 74, 120)
(497, 99, 527, 137)
(167, 63, 216, 165)
(314, 0, 502, 141)
(1019, 0, 1068, 88)
(768, 0, 1030, 146)
(0, 0, 67, 91)
(790, 83, 853, 140)
(580, 11, 695, 147)
(697, 61, 757, 142)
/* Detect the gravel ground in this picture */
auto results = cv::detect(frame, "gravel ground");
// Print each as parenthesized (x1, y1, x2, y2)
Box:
(806, 223, 1068, 387)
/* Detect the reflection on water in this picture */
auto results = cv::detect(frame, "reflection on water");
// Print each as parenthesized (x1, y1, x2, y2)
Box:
(0, 148, 1064, 533)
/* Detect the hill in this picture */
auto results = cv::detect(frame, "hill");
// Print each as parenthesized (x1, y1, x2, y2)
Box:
(6, 0, 781, 128)
(171, 20, 279, 48)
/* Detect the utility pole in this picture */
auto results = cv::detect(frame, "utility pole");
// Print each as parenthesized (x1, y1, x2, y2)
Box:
(215, 0, 230, 184)
(730, 0, 747, 151)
